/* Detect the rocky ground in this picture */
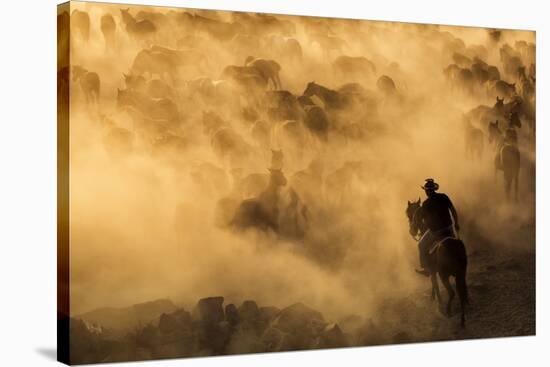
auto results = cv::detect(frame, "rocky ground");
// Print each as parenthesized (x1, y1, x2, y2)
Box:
(69, 247, 535, 364)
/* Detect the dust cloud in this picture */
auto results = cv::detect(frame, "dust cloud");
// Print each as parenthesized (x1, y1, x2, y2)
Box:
(65, 2, 535, 322)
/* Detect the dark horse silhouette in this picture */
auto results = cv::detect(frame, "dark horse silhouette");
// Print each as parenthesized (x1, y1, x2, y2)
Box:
(498, 142, 520, 201)
(406, 199, 469, 327)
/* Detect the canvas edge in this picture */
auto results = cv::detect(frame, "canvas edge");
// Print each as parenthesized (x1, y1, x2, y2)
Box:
(57, 1, 71, 365)
(68, 0, 536, 32)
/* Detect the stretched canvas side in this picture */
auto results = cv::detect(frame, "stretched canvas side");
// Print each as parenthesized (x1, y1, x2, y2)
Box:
(57, 1, 71, 365)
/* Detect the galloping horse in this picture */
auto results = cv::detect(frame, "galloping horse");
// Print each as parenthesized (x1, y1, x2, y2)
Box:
(406, 200, 469, 327)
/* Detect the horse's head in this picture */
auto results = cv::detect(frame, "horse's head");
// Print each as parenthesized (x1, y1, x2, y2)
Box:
(494, 96, 504, 110)
(123, 73, 145, 90)
(406, 198, 422, 238)
(376, 75, 397, 95)
(120, 8, 131, 18)
(244, 55, 255, 66)
(116, 88, 131, 108)
(303, 81, 317, 97)
(268, 168, 287, 187)
(271, 149, 283, 161)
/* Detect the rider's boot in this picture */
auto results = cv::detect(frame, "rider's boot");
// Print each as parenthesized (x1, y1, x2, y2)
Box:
(415, 251, 430, 277)
(415, 268, 430, 277)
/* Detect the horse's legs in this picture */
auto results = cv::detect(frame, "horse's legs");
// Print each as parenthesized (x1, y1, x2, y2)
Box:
(439, 274, 455, 317)
(504, 178, 511, 200)
(431, 273, 441, 304)
(276, 74, 282, 90)
(514, 173, 519, 202)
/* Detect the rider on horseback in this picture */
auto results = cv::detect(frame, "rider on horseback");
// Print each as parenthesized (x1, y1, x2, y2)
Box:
(416, 178, 460, 276)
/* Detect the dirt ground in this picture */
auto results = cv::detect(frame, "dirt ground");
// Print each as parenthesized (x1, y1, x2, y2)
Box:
(372, 245, 535, 345)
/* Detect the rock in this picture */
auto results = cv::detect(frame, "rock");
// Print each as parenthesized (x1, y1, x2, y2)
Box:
(226, 327, 265, 354)
(134, 324, 160, 349)
(158, 309, 191, 335)
(261, 326, 286, 352)
(316, 323, 348, 349)
(235, 300, 263, 336)
(194, 320, 230, 355)
(192, 297, 229, 354)
(271, 303, 327, 350)
(272, 303, 325, 333)
(76, 299, 177, 332)
(158, 309, 193, 347)
(259, 306, 280, 322)
(238, 300, 260, 322)
(258, 306, 280, 333)
(69, 318, 105, 364)
(133, 299, 177, 325)
(193, 296, 225, 324)
(158, 313, 176, 334)
(225, 304, 240, 326)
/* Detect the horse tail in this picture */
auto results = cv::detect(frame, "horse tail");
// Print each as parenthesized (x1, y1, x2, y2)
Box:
(456, 267, 468, 327)
(455, 239, 469, 327)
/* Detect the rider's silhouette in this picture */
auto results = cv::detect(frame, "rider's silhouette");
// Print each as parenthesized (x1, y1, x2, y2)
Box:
(416, 178, 460, 276)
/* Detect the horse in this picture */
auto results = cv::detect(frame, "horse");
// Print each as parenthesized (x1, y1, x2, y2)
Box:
(72, 65, 100, 106)
(265, 90, 302, 122)
(303, 82, 347, 110)
(310, 34, 347, 59)
(100, 14, 116, 52)
(303, 105, 330, 142)
(488, 120, 504, 150)
(131, 49, 177, 81)
(406, 200, 469, 327)
(244, 57, 282, 90)
(120, 8, 157, 44)
(496, 142, 520, 201)
(444, 64, 474, 94)
(509, 110, 522, 129)
(201, 111, 252, 167)
(230, 168, 287, 233)
(332, 55, 376, 83)
(71, 10, 90, 42)
(499, 44, 524, 79)
(221, 65, 268, 93)
(464, 124, 484, 159)
(117, 88, 179, 124)
(486, 79, 516, 100)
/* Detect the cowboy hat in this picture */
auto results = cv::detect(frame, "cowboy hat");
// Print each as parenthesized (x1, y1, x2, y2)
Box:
(421, 178, 439, 191)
